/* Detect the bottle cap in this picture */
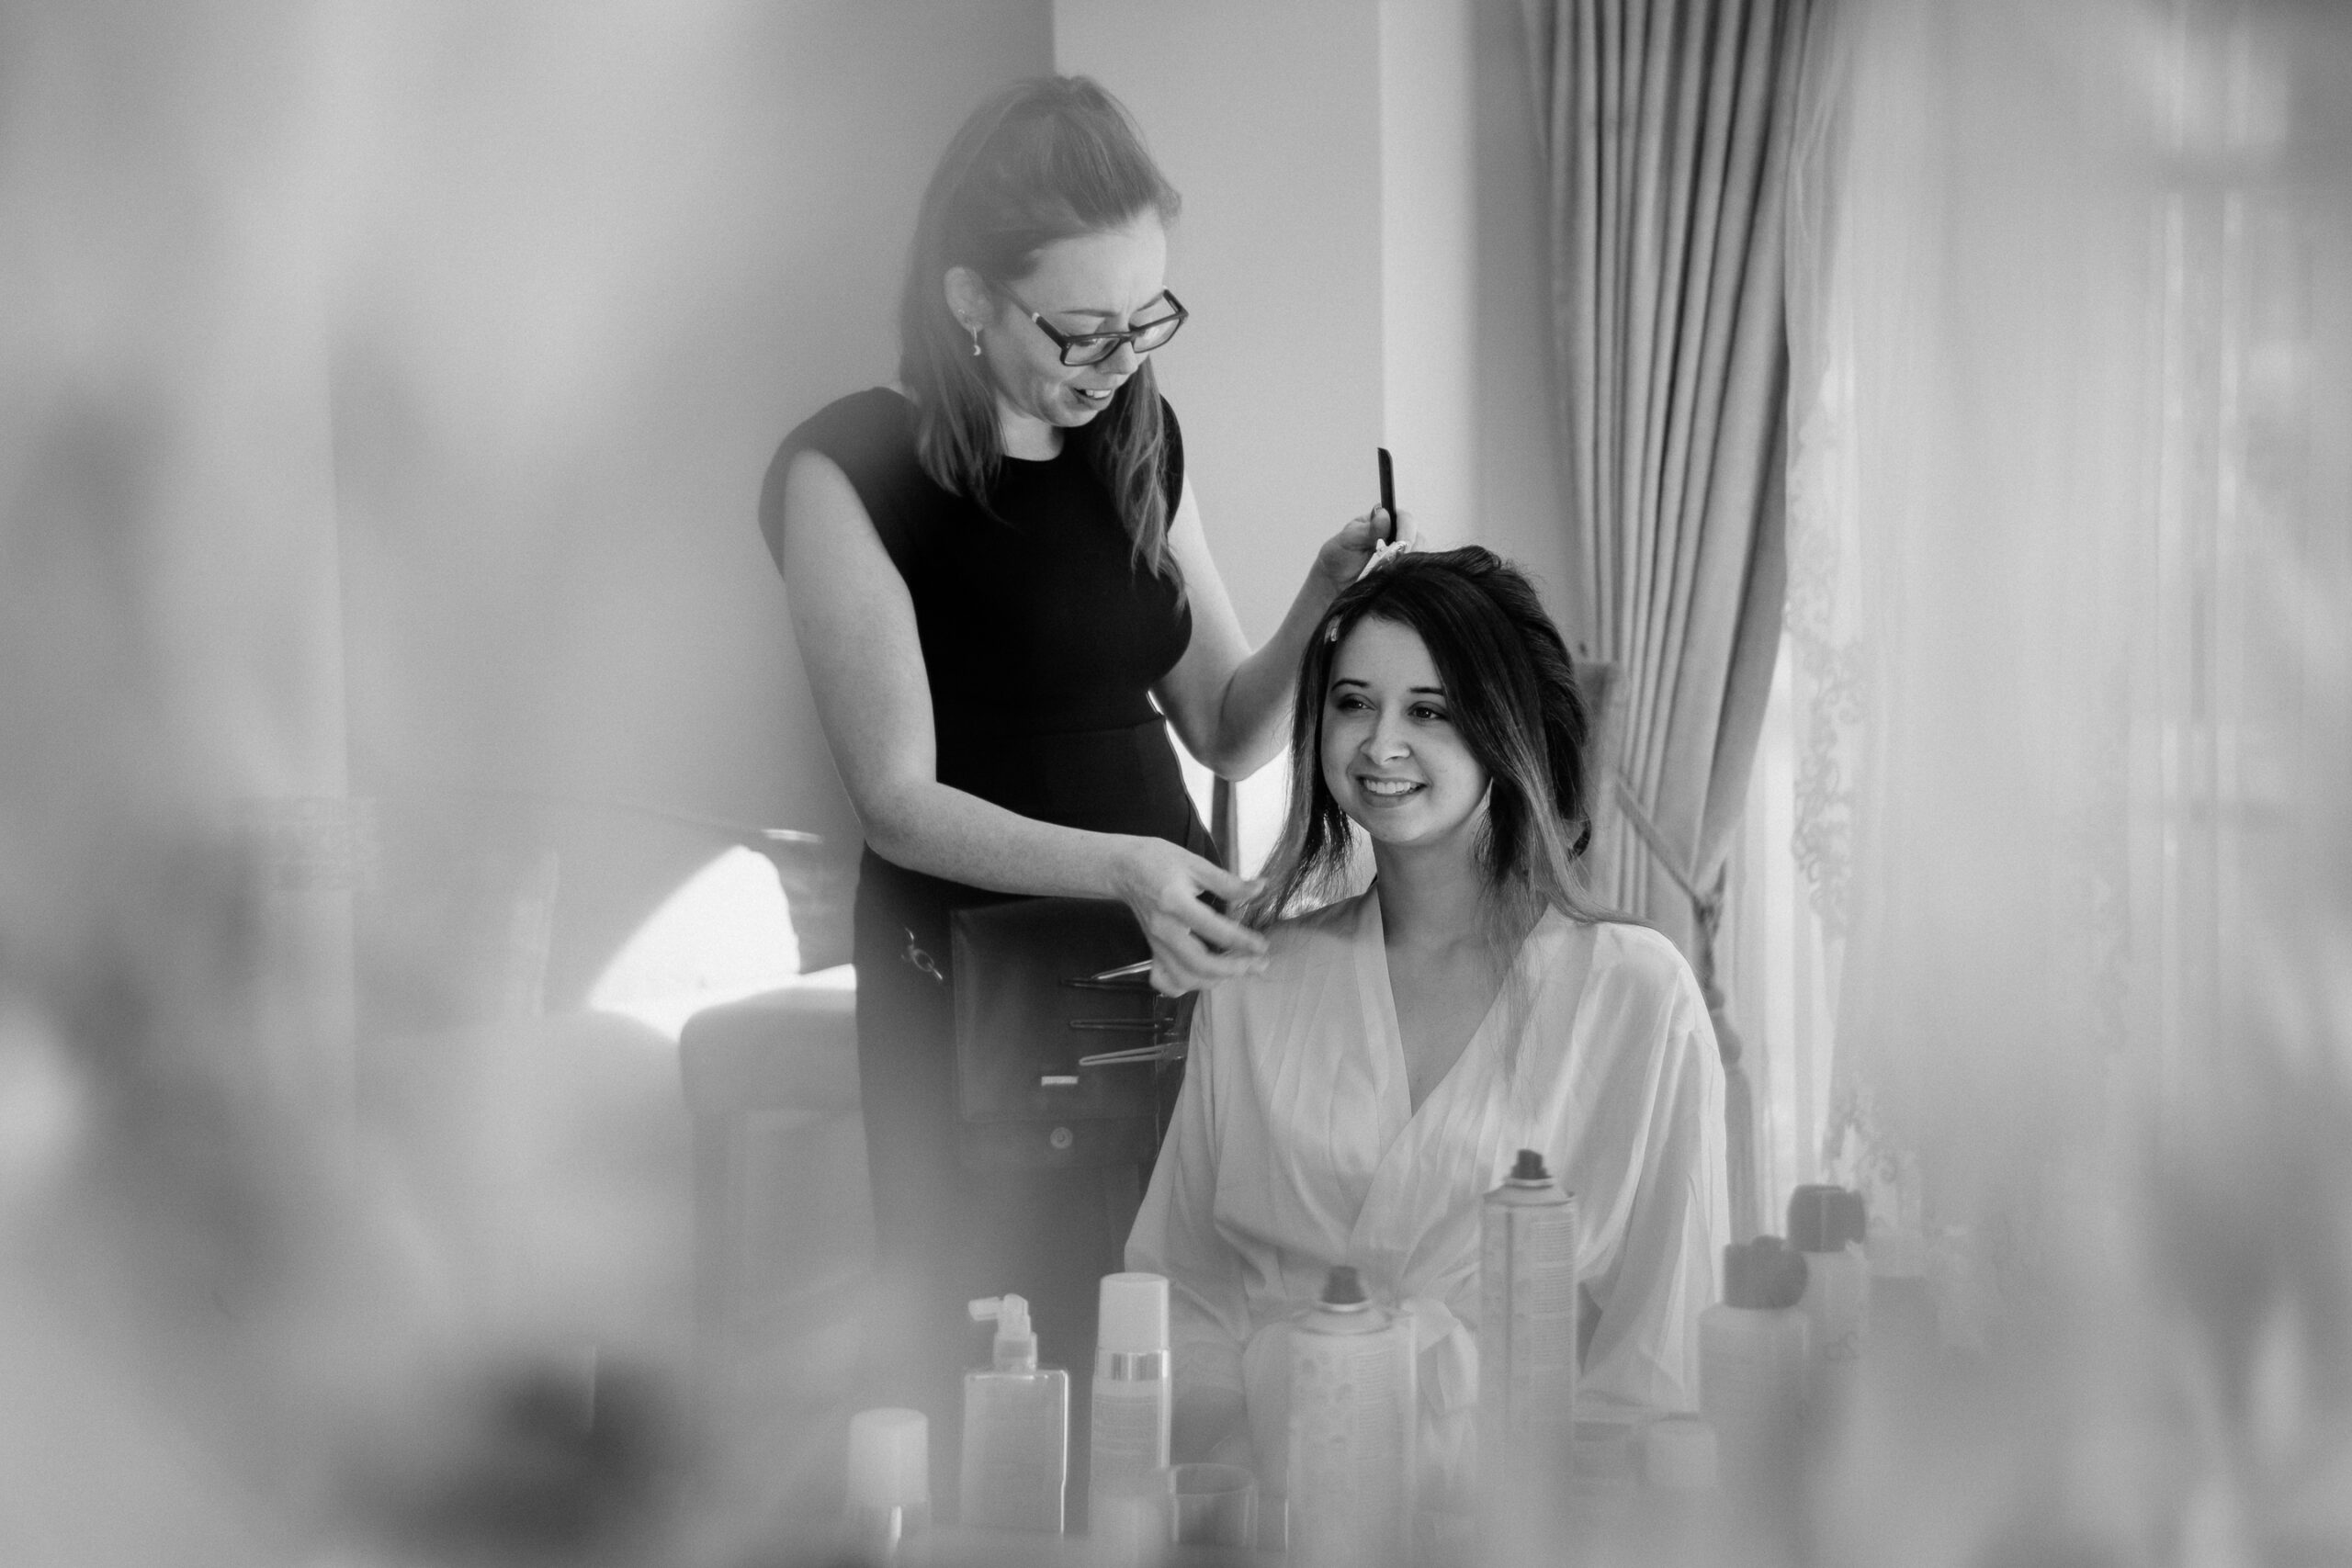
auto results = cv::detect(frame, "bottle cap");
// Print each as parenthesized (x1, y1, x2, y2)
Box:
(1641, 1413, 1718, 1492)
(1510, 1148, 1552, 1183)
(1722, 1237, 1809, 1310)
(1319, 1265, 1369, 1307)
(1787, 1185, 1869, 1252)
(845, 1407, 929, 1511)
(1097, 1272, 1170, 1355)
(969, 1294, 1037, 1371)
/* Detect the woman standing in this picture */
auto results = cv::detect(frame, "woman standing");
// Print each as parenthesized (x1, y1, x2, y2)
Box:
(759, 76, 1400, 1506)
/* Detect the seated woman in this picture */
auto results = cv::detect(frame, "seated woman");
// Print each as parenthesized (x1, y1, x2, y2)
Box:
(1126, 547, 1726, 1503)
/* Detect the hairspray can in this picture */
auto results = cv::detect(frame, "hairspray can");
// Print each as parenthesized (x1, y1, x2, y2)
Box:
(1479, 1149, 1580, 1553)
(1288, 1266, 1415, 1568)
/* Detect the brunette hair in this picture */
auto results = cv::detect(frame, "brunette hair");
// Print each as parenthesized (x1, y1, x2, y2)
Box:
(899, 76, 1182, 580)
(1245, 547, 1612, 934)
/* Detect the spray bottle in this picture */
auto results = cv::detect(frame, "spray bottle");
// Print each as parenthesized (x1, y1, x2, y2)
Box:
(1288, 1265, 1416, 1568)
(1478, 1150, 1580, 1452)
(1477, 1148, 1580, 1558)
(960, 1294, 1068, 1534)
(1089, 1271, 1171, 1555)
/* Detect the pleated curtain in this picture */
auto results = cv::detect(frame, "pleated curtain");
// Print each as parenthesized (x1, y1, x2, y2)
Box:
(1521, 0, 1810, 1240)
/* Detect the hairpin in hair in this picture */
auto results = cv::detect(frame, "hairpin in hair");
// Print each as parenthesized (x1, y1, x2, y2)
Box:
(1354, 534, 1415, 583)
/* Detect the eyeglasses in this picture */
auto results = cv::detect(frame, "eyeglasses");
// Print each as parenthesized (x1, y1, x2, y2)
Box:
(1007, 288, 1189, 367)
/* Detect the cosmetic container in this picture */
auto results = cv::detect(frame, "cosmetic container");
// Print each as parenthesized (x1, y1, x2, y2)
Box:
(1478, 1150, 1580, 1457)
(959, 1293, 1068, 1534)
(844, 1406, 930, 1565)
(1788, 1185, 1871, 1430)
(1698, 1238, 1809, 1508)
(1288, 1265, 1416, 1568)
(1088, 1271, 1170, 1555)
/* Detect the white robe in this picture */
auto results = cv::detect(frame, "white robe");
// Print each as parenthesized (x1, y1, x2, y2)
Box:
(1126, 889, 1727, 1502)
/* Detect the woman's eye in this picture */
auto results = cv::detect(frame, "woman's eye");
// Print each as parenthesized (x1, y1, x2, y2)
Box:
(1412, 705, 1450, 723)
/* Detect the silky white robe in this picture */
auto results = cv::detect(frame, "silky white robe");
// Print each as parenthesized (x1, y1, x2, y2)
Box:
(1126, 889, 1727, 1501)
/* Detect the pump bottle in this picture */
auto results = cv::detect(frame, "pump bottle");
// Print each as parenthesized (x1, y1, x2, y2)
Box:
(1089, 1271, 1171, 1554)
(959, 1293, 1068, 1534)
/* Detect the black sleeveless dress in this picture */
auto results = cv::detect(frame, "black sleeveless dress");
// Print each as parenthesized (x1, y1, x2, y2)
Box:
(761, 387, 1212, 1512)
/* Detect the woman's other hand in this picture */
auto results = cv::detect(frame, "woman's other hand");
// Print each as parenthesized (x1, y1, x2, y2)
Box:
(1315, 505, 1418, 589)
(1109, 837, 1271, 995)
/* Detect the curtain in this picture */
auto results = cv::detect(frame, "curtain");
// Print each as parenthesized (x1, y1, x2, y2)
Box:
(1521, 0, 1811, 1241)
(1725, 0, 1857, 1244)
(1774, 0, 2352, 1552)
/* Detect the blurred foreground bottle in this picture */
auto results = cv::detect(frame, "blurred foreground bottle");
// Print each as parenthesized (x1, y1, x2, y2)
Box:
(1788, 1186, 1871, 1434)
(844, 1407, 930, 1565)
(1088, 1272, 1170, 1561)
(1289, 1266, 1415, 1568)
(1700, 1238, 1809, 1516)
(959, 1293, 1067, 1535)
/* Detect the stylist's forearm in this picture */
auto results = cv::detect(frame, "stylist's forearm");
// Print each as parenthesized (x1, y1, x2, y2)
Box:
(860, 780, 1154, 899)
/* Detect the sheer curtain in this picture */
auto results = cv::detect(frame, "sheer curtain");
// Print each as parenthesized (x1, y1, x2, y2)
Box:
(1762, 0, 2352, 1550)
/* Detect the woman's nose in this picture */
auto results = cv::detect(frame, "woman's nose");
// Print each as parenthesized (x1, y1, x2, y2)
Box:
(1364, 710, 1410, 760)
(1099, 336, 1144, 376)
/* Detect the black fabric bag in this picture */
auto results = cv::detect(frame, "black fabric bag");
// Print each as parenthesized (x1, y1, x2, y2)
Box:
(947, 897, 1190, 1173)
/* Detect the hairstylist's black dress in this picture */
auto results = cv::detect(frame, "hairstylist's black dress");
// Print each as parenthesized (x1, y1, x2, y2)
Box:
(761, 387, 1211, 1515)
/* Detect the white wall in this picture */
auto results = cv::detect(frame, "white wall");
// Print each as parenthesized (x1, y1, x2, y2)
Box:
(1053, 0, 1389, 649)
(1380, 0, 1480, 553)
(1469, 0, 1578, 640)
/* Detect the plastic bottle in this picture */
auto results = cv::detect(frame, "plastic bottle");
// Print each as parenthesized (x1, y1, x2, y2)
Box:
(1088, 1271, 1171, 1555)
(1288, 1265, 1416, 1568)
(1788, 1185, 1871, 1427)
(959, 1293, 1068, 1534)
(1698, 1237, 1809, 1509)
(844, 1406, 930, 1565)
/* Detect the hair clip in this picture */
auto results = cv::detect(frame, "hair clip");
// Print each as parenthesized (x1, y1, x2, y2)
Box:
(1354, 534, 1415, 583)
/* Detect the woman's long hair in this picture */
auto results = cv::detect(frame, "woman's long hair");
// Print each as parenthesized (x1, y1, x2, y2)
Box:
(1243, 548, 1615, 942)
(899, 75, 1182, 581)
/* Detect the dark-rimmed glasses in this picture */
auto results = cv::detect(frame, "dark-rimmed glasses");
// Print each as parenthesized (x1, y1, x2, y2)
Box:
(1008, 288, 1189, 367)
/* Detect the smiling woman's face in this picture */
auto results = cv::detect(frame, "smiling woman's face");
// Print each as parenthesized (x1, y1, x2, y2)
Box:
(954, 214, 1171, 445)
(1320, 616, 1491, 855)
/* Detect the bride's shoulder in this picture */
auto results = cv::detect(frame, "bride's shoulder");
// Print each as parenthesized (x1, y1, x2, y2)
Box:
(1574, 917, 1702, 1003)
(1261, 889, 1374, 963)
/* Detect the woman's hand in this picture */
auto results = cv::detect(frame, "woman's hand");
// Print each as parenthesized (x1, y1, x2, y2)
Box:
(1108, 837, 1271, 995)
(1313, 504, 1419, 591)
